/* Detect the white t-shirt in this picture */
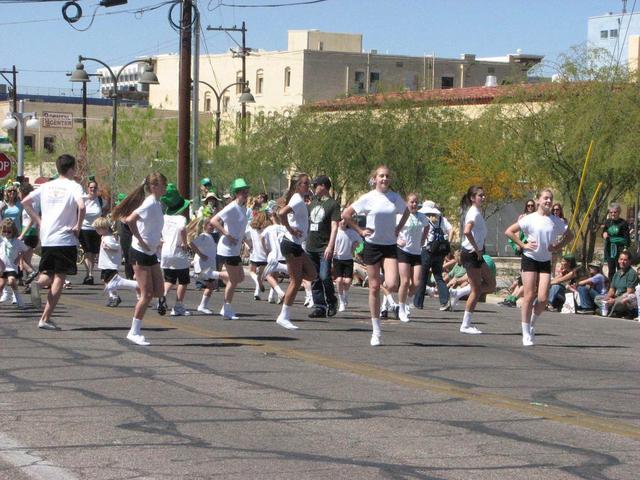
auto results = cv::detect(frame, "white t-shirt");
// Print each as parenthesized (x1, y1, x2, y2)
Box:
(397, 212, 427, 255)
(21, 197, 39, 235)
(98, 234, 122, 270)
(461, 205, 487, 253)
(246, 227, 267, 262)
(351, 190, 407, 245)
(82, 196, 103, 230)
(262, 224, 286, 262)
(0, 237, 27, 271)
(160, 214, 190, 269)
(334, 228, 362, 261)
(284, 193, 309, 245)
(216, 201, 248, 257)
(192, 232, 217, 274)
(518, 212, 568, 263)
(25, 177, 84, 247)
(131, 195, 164, 255)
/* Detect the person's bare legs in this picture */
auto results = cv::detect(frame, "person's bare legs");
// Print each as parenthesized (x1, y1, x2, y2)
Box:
(39, 274, 65, 325)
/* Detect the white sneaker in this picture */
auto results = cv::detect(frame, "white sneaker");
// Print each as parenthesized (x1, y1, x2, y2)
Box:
(405, 303, 412, 317)
(370, 333, 382, 346)
(127, 332, 150, 346)
(11, 292, 17, 304)
(268, 289, 276, 304)
(338, 302, 346, 312)
(0, 289, 10, 303)
(170, 305, 191, 316)
(38, 319, 61, 330)
(449, 289, 460, 311)
(522, 333, 534, 346)
(219, 305, 239, 320)
(276, 315, 299, 330)
(197, 306, 213, 314)
(398, 306, 410, 323)
(460, 325, 482, 334)
(105, 274, 122, 293)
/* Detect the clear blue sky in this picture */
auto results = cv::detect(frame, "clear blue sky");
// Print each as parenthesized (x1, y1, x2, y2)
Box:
(0, 0, 628, 93)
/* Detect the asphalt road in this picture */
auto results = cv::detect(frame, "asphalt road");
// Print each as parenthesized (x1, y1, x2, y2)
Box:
(0, 273, 639, 479)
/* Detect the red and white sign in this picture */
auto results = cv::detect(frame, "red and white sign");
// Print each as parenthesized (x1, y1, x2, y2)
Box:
(0, 152, 13, 179)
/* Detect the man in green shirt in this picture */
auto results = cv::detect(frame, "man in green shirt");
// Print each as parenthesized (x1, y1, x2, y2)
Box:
(597, 250, 638, 317)
(306, 175, 341, 318)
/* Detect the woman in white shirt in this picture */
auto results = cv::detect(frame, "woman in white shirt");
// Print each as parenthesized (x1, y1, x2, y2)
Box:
(111, 172, 167, 347)
(342, 165, 409, 346)
(459, 185, 495, 335)
(275, 173, 316, 330)
(505, 188, 573, 346)
(79, 180, 104, 285)
(211, 178, 250, 320)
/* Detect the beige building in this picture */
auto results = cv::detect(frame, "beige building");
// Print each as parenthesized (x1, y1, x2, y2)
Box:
(148, 30, 543, 128)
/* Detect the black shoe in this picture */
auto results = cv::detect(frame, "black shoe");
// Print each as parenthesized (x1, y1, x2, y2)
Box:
(114, 295, 122, 307)
(157, 296, 168, 316)
(82, 275, 94, 285)
(576, 308, 595, 315)
(393, 305, 400, 319)
(308, 308, 327, 318)
(380, 309, 388, 319)
(327, 304, 337, 317)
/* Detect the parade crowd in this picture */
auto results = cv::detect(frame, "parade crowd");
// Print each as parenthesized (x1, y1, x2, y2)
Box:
(1, 154, 639, 348)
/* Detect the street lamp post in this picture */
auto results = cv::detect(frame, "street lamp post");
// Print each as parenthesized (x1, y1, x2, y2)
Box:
(70, 56, 159, 197)
(2, 99, 39, 178)
(198, 80, 255, 148)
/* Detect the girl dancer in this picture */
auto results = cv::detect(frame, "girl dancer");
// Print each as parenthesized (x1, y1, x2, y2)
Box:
(342, 165, 409, 346)
(188, 214, 229, 314)
(396, 193, 428, 322)
(245, 210, 269, 300)
(458, 186, 496, 334)
(79, 180, 104, 285)
(505, 188, 572, 346)
(261, 201, 287, 304)
(333, 219, 363, 312)
(211, 178, 250, 320)
(111, 172, 167, 346)
(275, 173, 316, 329)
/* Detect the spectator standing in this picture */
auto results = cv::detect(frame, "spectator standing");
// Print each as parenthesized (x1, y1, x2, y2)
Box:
(79, 179, 104, 285)
(602, 203, 630, 282)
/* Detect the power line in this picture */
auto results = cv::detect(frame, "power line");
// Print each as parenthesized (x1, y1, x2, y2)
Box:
(217, 0, 328, 7)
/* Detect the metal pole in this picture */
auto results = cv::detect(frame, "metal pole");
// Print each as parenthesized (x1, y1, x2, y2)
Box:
(191, 8, 200, 209)
(215, 96, 221, 147)
(241, 21, 247, 134)
(16, 99, 24, 177)
(177, 0, 192, 198)
(11, 66, 17, 144)
(111, 78, 118, 199)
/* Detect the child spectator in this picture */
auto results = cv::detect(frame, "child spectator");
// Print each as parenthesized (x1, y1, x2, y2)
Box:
(0, 218, 30, 308)
(333, 219, 362, 312)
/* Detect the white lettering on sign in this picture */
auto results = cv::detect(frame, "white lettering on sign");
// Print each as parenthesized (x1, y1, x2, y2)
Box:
(42, 112, 74, 129)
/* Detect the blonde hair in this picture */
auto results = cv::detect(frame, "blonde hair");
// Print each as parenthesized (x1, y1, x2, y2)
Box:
(187, 215, 209, 244)
(370, 165, 392, 182)
(111, 172, 167, 221)
(92, 216, 113, 234)
(0, 218, 18, 238)
(250, 210, 270, 230)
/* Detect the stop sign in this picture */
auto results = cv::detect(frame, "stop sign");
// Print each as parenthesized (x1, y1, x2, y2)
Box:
(0, 152, 13, 179)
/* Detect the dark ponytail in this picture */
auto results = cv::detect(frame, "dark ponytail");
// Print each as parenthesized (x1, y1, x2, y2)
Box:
(111, 172, 167, 221)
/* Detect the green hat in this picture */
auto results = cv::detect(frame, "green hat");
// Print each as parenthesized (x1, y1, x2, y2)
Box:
(161, 183, 191, 215)
(230, 177, 250, 194)
(114, 193, 127, 206)
(200, 177, 212, 187)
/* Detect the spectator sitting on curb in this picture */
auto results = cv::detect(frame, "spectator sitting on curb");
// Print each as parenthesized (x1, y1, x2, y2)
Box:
(499, 276, 524, 308)
(595, 250, 638, 318)
(547, 255, 579, 312)
(575, 263, 608, 314)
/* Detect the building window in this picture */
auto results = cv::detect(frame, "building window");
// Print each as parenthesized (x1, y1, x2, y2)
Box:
(610, 29, 618, 38)
(44, 136, 55, 154)
(235, 112, 251, 129)
(354, 71, 366, 94)
(204, 92, 212, 112)
(369, 72, 380, 93)
(257, 111, 265, 126)
(256, 69, 264, 95)
(284, 67, 291, 90)
(441, 76, 454, 89)
(600, 30, 608, 39)
(24, 135, 35, 151)
(236, 71, 243, 93)
(222, 96, 230, 113)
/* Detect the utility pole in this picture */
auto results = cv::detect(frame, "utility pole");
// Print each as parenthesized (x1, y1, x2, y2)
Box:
(0, 66, 18, 143)
(177, 0, 192, 198)
(207, 22, 251, 134)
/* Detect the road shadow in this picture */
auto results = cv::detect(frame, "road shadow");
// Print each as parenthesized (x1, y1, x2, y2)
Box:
(71, 326, 176, 332)
(536, 344, 629, 349)
(157, 342, 248, 348)
(407, 342, 487, 348)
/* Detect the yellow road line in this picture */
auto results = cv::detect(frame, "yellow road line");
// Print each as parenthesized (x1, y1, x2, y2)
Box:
(62, 296, 640, 441)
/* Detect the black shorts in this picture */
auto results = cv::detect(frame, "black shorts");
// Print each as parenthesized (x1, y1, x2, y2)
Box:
(250, 260, 268, 267)
(130, 248, 159, 267)
(163, 268, 191, 285)
(280, 238, 305, 258)
(521, 255, 552, 274)
(100, 269, 118, 282)
(333, 259, 354, 278)
(397, 248, 421, 266)
(79, 229, 101, 255)
(39, 246, 78, 276)
(362, 242, 397, 266)
(217, 254, 242, 266)
(23, 235, 39, 249)
(461, 250, 485, 270)
(1, 271, 18, 279)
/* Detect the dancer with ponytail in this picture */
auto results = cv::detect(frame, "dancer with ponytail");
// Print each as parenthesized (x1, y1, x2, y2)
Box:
(458, 186, 495, 334)
(111, 172, 167, 346)
(342, 165, 409, 346)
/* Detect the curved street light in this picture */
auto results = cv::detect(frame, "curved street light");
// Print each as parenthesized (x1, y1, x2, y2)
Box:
(70, 56, 159, 196)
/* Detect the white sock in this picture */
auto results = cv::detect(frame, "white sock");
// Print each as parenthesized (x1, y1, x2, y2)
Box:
(385, 294, 396, 307)
(531, 312, 540, 327)
(275, 285, 284, 297)
(118, 277, 138, 291)
(268, 288, 276, 302)
(130, 318, 142, 336)
(462, 311, 473, 328)
(199, 295, 210, 308)
(458, 285, 472, 297)
(521, 323, 531, 337)
(250, 272, 260, 295)
(339, 293, 346, 305)
(371, 317, 381, 336)
(109, 291, 118, 299)
(279, 304, 291, 319)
